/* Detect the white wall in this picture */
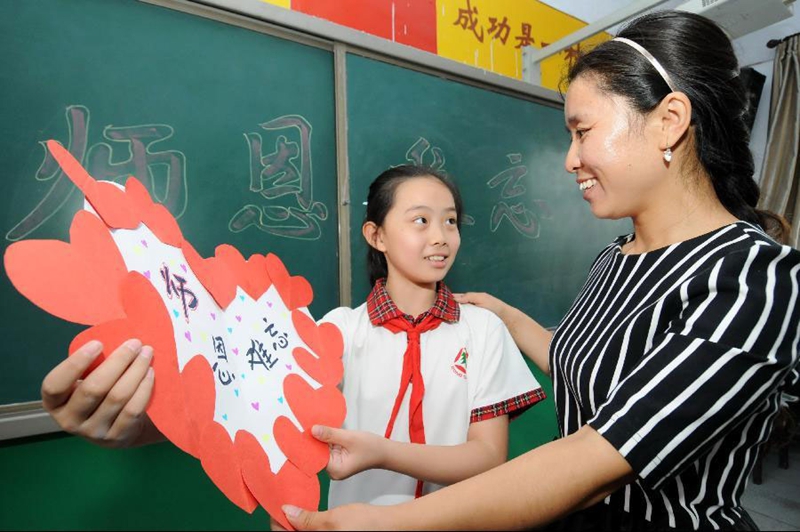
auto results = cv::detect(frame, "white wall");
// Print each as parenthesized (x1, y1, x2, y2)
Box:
(733, 8, 800, 184)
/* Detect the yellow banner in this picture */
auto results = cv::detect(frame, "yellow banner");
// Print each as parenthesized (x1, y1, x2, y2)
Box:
(259, 0, 291, 9)
(437, 0, 608, 89)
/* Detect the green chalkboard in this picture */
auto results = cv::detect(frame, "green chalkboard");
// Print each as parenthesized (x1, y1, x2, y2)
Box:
(0, 433, 281, 530)
(0, 0, 338, 405)
(346, 54, 632, 450)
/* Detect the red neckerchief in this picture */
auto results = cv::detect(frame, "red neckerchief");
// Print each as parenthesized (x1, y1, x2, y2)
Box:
(366, 279, 459, 497)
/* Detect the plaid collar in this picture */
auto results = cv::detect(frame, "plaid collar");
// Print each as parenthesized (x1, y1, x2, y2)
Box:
(367, 278, 460, 326)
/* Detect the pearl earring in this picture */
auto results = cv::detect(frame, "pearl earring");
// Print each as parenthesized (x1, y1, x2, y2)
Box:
(663, 147, 673, 162)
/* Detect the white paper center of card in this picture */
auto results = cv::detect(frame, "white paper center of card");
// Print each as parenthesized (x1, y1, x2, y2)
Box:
(85, 195, 317, 474)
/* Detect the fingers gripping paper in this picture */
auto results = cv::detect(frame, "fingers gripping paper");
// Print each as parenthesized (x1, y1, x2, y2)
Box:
(4, 140, 346, 530)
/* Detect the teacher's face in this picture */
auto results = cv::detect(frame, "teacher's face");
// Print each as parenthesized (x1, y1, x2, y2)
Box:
(563, 75, 666, 220)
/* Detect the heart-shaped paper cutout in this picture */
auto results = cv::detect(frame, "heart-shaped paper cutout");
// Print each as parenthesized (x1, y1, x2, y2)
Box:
(182, 241, 238, 309)
(4, 211, 128, 326)
(123, 177, 184, 248)
(236, 431, 320, 531)
(265, 253, 313, 310)
(284, 374, 347, 430)
(273, 415, 329, 476)
(199, 422, 259, 513)
(291, 310, 344, 387)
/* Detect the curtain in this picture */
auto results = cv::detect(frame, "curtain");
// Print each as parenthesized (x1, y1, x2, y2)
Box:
(758, 35, 800, 248)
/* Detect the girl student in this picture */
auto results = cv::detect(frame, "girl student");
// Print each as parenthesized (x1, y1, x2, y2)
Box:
(283, 10, 800, 531)
(315, 164, 544, 507)
(40, 164, 545, 509)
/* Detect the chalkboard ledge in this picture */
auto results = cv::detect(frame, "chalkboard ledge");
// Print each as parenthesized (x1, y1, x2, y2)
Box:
(0, 402, 60, 441)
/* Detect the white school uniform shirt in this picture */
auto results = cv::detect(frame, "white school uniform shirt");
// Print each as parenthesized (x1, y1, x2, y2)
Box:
(320, 280, 544, 508)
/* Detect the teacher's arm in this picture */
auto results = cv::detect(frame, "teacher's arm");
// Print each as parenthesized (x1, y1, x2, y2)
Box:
(453, 292, 553, 375)
(285, 424, 634, 530)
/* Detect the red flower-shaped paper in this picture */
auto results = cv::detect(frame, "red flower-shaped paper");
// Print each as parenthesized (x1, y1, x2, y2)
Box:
(4, 140, 346, 530)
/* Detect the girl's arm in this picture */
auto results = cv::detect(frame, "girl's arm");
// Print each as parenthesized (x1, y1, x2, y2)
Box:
(286, 425, 635, 530)
(315, 415, 508, 486)
(453, 292, 553, 375)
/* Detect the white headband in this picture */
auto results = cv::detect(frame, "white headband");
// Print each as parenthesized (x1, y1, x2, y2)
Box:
(612, 37, 678, 92)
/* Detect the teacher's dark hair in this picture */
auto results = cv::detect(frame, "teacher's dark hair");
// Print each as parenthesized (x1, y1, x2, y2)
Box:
(564, 10, 787, 241)
(364, 165, 463, 287)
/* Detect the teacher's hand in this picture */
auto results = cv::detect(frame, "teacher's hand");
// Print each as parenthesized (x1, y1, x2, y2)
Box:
(283, 503, 384, 531)
(452, 291, 510, 320)
(41, 339, 160, 448)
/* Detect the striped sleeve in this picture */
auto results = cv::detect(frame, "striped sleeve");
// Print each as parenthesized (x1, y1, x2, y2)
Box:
(588, 244, 800, 490)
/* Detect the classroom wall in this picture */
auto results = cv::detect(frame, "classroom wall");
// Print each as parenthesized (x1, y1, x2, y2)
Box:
(749, 63, 774, 185)
(735, 8, 800, 185)
(257, 0, 608, 89)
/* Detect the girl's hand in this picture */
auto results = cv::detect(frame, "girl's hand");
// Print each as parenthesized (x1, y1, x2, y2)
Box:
(283, 503, 385, 531)
(311, 425, 388, 480)
(452, 291, 511, 320)
(41, 339, 160, 448)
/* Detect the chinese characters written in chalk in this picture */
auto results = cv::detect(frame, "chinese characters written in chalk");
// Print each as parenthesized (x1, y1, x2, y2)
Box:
(487, 153, 551, 239)
(230, 115, 329, 241)
(405, 137, 475, 226)
(6, 104, 187, 242)
(401, 139, 551, 239)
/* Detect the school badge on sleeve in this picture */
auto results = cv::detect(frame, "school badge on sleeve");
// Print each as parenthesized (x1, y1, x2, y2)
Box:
(3, 140, 346, 530)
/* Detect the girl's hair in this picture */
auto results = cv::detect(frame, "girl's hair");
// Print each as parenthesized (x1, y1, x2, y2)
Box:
(364, 164, 464, 286)
(564, 10, 787, 241)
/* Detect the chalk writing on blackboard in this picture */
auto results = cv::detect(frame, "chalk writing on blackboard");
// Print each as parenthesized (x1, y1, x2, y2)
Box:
(229, 114, 328, 241)
(6, 104, 187, 242)
(403, 136, 475, 226)
(487, 153, 543, 239)
(87, 124, 187, 217)
(405, 137, 445, 170)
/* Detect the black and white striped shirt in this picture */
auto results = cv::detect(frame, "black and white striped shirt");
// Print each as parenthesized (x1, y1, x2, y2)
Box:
(550, 221, 800, 530)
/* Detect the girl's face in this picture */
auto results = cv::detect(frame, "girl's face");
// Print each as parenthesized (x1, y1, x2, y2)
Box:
(563, 75, 667, 220)
(369, 176, 461, 289)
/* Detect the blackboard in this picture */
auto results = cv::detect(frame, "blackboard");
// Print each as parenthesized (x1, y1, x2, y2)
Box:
(0, 0, 339, 405)
(0, 433, 278, 530)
